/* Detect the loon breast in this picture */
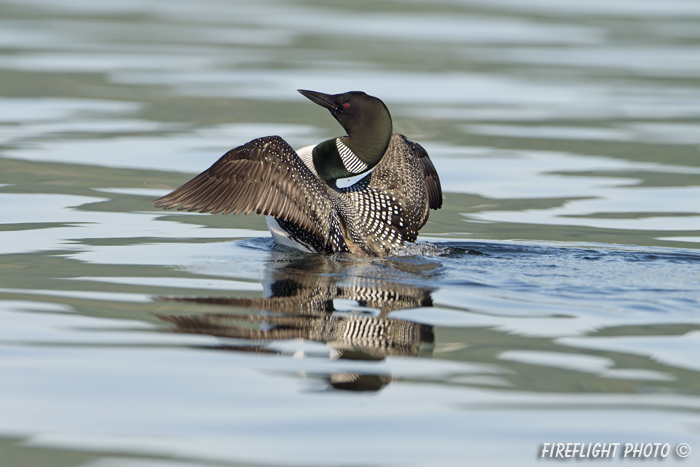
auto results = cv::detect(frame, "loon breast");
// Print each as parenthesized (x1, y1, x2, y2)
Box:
(295, 144, 318, 176)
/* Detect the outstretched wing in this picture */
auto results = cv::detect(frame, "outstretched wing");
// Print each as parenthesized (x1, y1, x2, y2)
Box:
(337, 134, 443, 254)
(153, 136, 335, 241)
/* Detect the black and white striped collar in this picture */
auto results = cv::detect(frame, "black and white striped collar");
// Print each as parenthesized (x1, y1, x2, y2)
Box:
(336, 138, 368, 174)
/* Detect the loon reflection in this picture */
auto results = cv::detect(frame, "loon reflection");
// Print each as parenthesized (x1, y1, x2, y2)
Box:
(155, 254, 436, 391)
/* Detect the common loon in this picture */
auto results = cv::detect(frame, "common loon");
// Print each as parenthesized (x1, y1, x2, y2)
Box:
(153, 89, 442, 256)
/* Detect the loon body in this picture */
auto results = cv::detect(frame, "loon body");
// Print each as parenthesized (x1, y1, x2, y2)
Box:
(154, 89, 442, 256)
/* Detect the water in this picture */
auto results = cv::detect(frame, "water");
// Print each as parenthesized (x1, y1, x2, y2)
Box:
(1, 0, 699, 465)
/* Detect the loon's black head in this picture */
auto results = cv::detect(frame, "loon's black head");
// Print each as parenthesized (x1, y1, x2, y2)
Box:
(298, 89, 391, 138)
(298, 89, 393, 182)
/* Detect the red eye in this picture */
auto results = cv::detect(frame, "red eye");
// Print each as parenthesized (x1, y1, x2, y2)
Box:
(343, 102, 350, 108)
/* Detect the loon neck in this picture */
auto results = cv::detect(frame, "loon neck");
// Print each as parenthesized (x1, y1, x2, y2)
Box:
(312, 127, 392, 182)
(311, 136, 378, 182)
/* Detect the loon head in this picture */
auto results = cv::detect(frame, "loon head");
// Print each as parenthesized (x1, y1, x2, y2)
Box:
(298, 89, 393, 182)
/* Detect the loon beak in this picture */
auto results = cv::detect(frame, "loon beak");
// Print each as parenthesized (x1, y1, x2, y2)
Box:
(298, 89, 338, 111)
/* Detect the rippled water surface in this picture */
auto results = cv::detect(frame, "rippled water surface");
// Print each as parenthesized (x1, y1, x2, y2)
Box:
(1, 0, 700, 465)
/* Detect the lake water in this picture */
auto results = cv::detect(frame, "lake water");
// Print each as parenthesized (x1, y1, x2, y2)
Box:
(1, 0, 699, 465)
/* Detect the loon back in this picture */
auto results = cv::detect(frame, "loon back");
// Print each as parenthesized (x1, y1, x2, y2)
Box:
(332, 134, 441, 255)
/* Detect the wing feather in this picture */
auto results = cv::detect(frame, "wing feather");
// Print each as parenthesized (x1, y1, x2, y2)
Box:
(154, 136, 334, 240)
(410, 141, 443, 210)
